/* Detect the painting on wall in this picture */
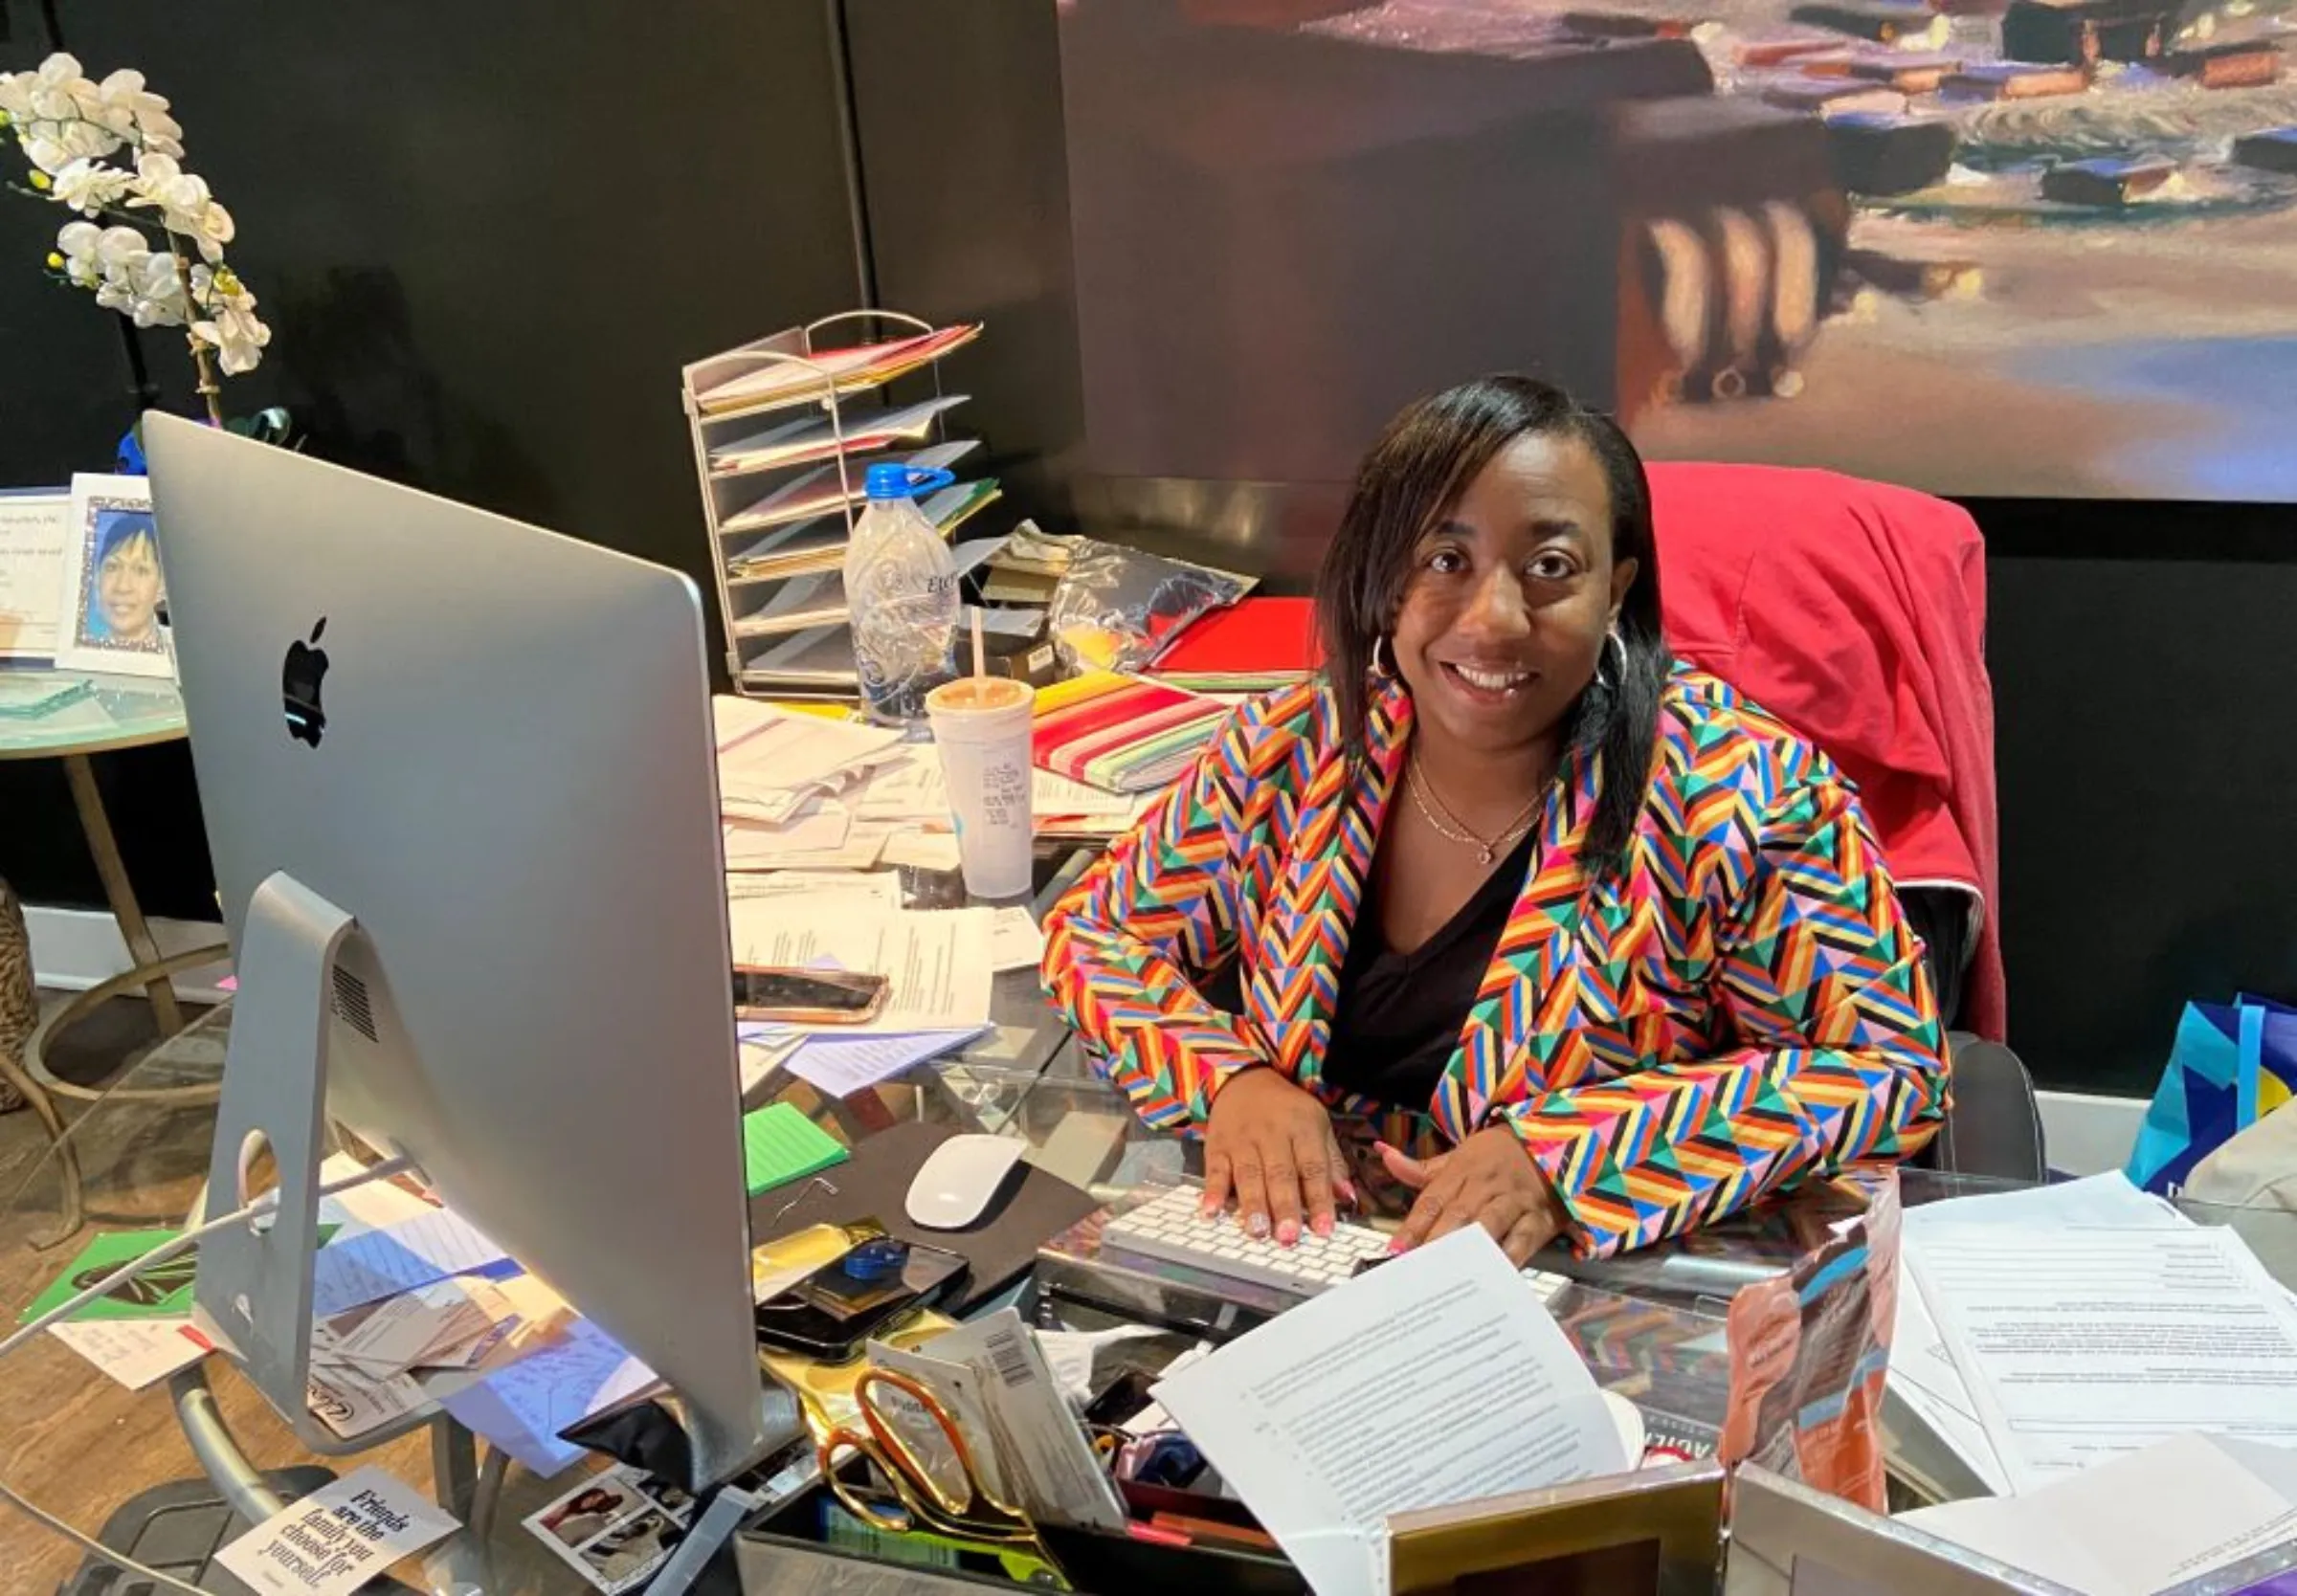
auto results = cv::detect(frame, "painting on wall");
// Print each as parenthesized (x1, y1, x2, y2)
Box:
(1059, 0, 2297, 500)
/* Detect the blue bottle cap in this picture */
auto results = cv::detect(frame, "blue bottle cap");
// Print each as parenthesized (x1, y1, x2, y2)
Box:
(864, 463, 917, 500)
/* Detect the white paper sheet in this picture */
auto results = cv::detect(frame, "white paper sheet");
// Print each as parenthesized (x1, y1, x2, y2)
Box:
(725, 904, 994, 1030)
(880, 829, 962, 872)
(1891, 1173, 2188, 1496)
(721, 804, 852, 869)
(49, 1317, 211, 1390)
(1899, 1432, 2297, 1595)
(315, 1153, 440, 1243)
(854, 748, 1141, 828)
(783, 1027, 987, 1096)
(309, 1209, 510, 1318)
(713, 695, 902, 802)
(0, 495, 68, 661)
(1151, 1227, 1626, 1596)
(723, 870, 903, 909)
(1911, 1223, 2297, 1493)
(434, 1317, 658, 1479)
(988, 907, 1045, 973)
(215, 1466, 459, 1596)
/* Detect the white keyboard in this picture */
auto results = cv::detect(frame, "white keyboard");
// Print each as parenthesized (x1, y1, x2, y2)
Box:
(1102, 1184, 1570, 1301)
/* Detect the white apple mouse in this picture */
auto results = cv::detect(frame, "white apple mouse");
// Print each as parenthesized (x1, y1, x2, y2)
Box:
(904, 1134, 1026, 1230)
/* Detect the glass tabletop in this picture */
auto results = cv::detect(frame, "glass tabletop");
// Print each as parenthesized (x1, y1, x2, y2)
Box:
(19, 887, 2286, 1588)
(0, 669, 187, 759)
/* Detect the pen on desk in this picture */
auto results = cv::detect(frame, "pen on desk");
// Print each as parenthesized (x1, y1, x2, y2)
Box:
(1126, 1519, 1192, 1548)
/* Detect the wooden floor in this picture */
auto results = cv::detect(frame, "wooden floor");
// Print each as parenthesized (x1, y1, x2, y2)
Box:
(0, 996, 566, 1593)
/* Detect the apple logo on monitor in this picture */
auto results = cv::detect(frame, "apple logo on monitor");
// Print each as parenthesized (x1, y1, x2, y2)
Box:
(283, 618, 328, 746)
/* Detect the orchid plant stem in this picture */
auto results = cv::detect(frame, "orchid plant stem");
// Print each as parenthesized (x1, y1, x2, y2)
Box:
(163, 232, 224, 426)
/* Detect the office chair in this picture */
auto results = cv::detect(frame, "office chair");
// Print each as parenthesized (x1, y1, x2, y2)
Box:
(1651, 461, 2043, 1183)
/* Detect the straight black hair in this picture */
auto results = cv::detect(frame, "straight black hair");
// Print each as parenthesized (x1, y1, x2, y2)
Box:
(1313, 374, 1671, 879)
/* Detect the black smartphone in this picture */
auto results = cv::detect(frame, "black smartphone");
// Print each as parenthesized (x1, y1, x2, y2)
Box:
(732, 965, 890, 1025)
(753, 1239, 970, 1360)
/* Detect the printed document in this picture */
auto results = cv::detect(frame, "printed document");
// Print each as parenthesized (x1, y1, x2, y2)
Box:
(725, 904, 993, 1030)
(1892, 1173, 2185, 1496)
(0, 495, 67, 661)
(1900, 1432, 2297, 1594)
(1151, 1227, 1626, 1596)
(1909, 1223, 2297, 1493)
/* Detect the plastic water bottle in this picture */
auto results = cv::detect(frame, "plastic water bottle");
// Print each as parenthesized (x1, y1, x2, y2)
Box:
(845, 463, 961, 727)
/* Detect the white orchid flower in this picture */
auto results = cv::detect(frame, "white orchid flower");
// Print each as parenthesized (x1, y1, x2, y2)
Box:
(190, 198, 234, 259)
(127, 250, 188, 326)
(0, 72, 34, 122)
(192, 290, 271, 375)
(55, 218, 103, 285)
(27, 53, 92, 122)
(94, 69, 165, 136)
(107, 69, 183, 153)
(51, 157, 133, 215)
(95, 223, 148, 272)
(22, 115, 121, 169)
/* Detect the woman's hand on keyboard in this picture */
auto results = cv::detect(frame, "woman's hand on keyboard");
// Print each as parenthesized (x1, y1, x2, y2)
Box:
(1379, 1130, 1565, 1266)
(1202, 1067, 1354, 1247)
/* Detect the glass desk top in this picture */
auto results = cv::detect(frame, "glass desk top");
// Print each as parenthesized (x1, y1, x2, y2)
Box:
(7, 877, 2290, 1591)
(0, 669, 187, 759)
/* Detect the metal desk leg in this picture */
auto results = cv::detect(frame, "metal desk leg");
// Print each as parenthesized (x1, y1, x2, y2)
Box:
(63, 751, 184, 1034)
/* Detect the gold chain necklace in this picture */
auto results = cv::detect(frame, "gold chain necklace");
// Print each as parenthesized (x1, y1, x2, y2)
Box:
(1404, 762, 1542, 866)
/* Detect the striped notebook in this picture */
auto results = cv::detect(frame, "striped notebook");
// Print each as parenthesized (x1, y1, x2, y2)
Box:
(1032, 672, 1228, 794)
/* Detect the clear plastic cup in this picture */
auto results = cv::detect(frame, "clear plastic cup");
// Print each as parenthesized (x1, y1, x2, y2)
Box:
(925, 676, 1036, 899)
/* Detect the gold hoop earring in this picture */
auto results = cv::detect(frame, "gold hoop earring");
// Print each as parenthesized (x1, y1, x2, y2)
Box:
(1598, 626, 1627, 692)
(1372, 635, 1396, 678)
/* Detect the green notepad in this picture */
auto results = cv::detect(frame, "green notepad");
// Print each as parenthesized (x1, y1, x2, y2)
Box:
(743, 1103, 850, 1196)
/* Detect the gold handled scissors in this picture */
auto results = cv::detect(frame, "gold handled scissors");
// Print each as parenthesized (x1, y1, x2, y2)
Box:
(817, 1366, 1042, 1547)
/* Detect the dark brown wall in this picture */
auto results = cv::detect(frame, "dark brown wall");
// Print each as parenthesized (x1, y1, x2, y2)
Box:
(844, 0, 2297, 1097)
(0, 0, 860, 918)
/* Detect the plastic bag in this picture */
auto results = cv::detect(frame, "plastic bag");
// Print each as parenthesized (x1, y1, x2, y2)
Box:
(2129, 994, 2297, 1196)
(1009, 523, 1253, 674)
(1719, 1171, 1900, 1513)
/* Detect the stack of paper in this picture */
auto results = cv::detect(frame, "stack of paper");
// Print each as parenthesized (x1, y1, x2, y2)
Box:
(1893, 1174, 2297, 1498)
(713, 696, 903, 830)
(1149, 595, 1324, 694)
(1031, 672, 1228, 794)
(719, 440, 976, 537)
(692, 323, 981, 418)
(708, 393, 968, 477)
(727, 901, 994, 1031)
(1901, 1432, 2297, 1594)
(1151, 1228, 1629, 1596)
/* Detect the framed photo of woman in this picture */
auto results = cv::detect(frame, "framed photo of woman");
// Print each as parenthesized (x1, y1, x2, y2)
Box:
(56, 473, 174, 680)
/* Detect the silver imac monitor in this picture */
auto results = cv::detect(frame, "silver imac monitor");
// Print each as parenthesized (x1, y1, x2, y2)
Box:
(145, 412, 790, 1485)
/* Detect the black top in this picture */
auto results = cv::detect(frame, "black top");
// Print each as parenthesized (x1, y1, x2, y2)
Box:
(1321, 829, 1539, 1110)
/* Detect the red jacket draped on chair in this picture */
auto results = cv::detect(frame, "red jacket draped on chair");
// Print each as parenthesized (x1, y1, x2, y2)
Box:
(1649, 462, 2005, 1042)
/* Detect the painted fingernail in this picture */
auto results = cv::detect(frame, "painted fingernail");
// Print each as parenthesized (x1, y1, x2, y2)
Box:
(1198, 1204, 1218, 1223)
(1277, 1219, 1299, 1247)
(1313, 1215, 1335, 1238)
(1386, 1237, 1407, 1255)
(1336, 1181, 1358, 1206)
(1247, 1212, 1271, 1239)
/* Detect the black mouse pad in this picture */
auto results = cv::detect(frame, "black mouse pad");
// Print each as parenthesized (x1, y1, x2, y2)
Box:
(747, 1119, 1097, 1311)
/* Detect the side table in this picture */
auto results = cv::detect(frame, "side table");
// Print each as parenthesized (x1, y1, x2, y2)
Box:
(0, 670, 226, 1244)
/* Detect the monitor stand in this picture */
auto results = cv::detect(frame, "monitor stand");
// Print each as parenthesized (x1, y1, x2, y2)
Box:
(191, 870, 371, 1454)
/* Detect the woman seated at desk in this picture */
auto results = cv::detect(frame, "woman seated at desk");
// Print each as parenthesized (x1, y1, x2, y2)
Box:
(1041, 375, 1948, 1262)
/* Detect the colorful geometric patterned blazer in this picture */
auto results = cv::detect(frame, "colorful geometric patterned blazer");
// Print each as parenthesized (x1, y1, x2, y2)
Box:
(1041, 663, 1950, 1258)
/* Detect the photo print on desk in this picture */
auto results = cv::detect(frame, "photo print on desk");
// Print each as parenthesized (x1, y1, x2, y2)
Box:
(524, 1462, 700, 1595)
(56, 473, 174, 679)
